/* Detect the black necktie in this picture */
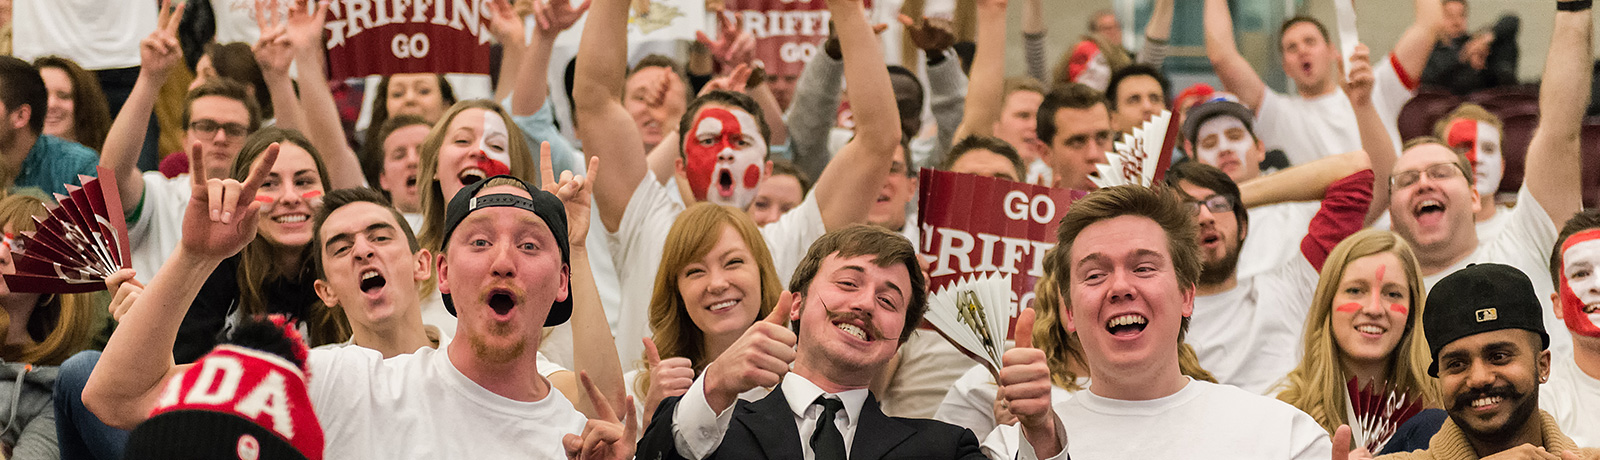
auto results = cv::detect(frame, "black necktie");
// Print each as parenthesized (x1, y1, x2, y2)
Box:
(810, 396, 847, 460)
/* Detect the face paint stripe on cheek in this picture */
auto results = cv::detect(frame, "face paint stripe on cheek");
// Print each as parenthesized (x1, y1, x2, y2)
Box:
(1446, 118, 1480, 164)
(1336, 302, 1363, 313)
(743, 164, 761, 189)
(1560, 229, 1600, 337)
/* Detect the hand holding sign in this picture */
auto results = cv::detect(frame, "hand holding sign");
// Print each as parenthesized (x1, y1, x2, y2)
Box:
(703, 291, 796, 413)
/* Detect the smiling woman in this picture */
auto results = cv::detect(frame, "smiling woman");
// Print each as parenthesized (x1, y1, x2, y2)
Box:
(416, 100, 536, 254)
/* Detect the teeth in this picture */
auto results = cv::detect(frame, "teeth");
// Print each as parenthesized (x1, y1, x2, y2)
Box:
(275, 215, 308, 223)
(836, 323, 867, 341)
(460, 168, 485, 179)
(1357, 325, 1384, 335)
(361, 270, 379, 280)
(1106, 314, 1147, 329)
(709, 300, 737, 312)
(1472, 396, 1503, 408)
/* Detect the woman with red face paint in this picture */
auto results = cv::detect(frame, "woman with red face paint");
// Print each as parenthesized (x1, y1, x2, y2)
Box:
(1275, 229, 1441, 448)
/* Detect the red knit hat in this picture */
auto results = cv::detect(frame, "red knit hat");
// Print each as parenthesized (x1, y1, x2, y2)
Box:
(124, 317, 324, 460)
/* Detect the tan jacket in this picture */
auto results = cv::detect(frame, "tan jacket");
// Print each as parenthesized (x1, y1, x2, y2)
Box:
(1378, 410, 1600, 460)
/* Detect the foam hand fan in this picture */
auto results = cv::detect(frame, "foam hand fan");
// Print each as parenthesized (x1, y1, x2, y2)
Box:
(1090, 110, 1179, 189)
(1346, 377, 1424, 453)
(3, 167, 131, 293)
(925, 273, 1018, 378)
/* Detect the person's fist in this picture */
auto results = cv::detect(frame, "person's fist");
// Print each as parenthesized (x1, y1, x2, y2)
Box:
(997, 308, 1051, 428)
(703, 292, 797, 411)
(642, 337, 694, 426)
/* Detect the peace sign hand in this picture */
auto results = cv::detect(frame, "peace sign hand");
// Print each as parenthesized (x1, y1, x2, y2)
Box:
(563, 372, 637, 460)
(140, 0, 186, 77)
(530, 0, 593, 38)
(538, 142, 599, 248)
(181, 141, 279, 262)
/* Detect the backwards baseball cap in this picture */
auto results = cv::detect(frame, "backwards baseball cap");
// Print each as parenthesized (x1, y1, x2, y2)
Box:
(1181, 96, 1255, 147)
(438, 175, 571, 326)
(1423, 263, 1550, 377)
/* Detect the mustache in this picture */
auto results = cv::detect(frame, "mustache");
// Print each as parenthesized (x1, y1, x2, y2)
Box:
(820, 300, 890, 342)
(1450, 384, 1522, 412)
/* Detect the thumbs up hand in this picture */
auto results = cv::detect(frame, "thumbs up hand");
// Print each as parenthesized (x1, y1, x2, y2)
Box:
(997, 308, 1062, 457)
(702, 291, 798, 413)
(642, 337, 695, 427)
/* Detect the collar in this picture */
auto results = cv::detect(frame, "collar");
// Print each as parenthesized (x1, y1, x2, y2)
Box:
(1430, 410, 1586, 459)
(781, 373, 870, 425)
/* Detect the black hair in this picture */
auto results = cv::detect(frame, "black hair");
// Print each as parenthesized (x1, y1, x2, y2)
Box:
(1036, 82, 1107, 144)
(942, 135, 1027, 180)
(0, 56, 47, 134)
(1105, 64, 1171, 110)
(677, 90, 771, 154)
(1163, 160, 1249, 229)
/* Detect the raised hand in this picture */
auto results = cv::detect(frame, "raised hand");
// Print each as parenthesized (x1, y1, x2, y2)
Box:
(898, 14, 956, 52)
(487, 0, 527, 48)
(563, 372, 637, 460)
(538, 142, 600, 248)
(1332, 425, 1375, 460)
(252, 0, 295, 75)
(104, 269, 145, 322)
(703, 291, 797, 412)
(140, 0, 186, 77)
(997, 308, 1060, 456)
(697, 63, 752, 96)
(182, 141, 279, 262)
(1341, 43, 1374, 107)
(285, 0, 331, 53)
(530, 0, 593, 38)
(642, 337, 694, 427)
(696, 13, 755, 67)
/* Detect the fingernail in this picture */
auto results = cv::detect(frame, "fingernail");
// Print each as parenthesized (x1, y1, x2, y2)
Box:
(222, 212, 233, 224)
(211, 209, 220, 221)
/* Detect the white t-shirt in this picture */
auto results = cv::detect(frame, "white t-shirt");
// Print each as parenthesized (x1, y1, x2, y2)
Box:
(935, 363, 1084, 440)
(307, 345, 587, 459)
(128, 173, 191, 284)
(1237, 202, 1320, 281)
(1421, 186, 1571, 358)
(13, 0, 157, 69)
(1538, 354, 1600, 447)
(606, 173, 827, 366)
(1255, 57, 1412, 167)
(1474, 205, 1513, 243)
(983, 379, 1332, 459)
(1189, 256, 1321, 395)
(209, 0, 263, 44)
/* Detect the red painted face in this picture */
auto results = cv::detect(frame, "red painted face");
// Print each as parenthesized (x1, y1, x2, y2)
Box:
(1559, 228, 1600, 337)
(684, 107, 767, 208)
(1445, 118, 1504, 198)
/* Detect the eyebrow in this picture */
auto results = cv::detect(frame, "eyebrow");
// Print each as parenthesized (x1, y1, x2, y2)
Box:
(838, 264, 907, 298)
(324, 222, 396, 249)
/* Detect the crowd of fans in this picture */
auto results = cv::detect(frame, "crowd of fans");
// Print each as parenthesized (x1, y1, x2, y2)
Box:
(0, 0, 1596, 458)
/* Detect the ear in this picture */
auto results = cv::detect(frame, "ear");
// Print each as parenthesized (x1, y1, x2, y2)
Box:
(1183, 139, 1194, 155)
(435, 252, 451, 295)
(1537, 348, 1552, 383)
(557, 263, 571, 303)
(8, 105, 29, 130)
(1249, 138, 1266, 164)
(1468, 187, 1484, 214)
(1553, 293, 1565, 319)
(1181, 283, 1196, 318)
(673, 159, 698, 205)
(789, 291, 805, 323)
(413, 249, 433, 282)
(313, 279, 340, 308)
(1062, 301, 1077, 333)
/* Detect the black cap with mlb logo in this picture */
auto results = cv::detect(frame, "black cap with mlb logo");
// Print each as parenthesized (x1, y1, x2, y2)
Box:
(1424, 263, 1550, 376)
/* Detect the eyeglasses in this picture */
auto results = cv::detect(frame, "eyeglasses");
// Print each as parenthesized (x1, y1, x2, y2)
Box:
(1391, 162, 1465, 189)
(188, 120, 249, 139)
(1185, 195, 1234, 216)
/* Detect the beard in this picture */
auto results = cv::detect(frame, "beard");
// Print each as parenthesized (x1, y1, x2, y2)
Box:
(1448, 382, 1539, 445)
(468, 320, 528, 364)
(1198, 238, 1241, 286)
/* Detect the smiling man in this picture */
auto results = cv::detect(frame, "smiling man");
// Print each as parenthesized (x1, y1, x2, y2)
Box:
(990, 185, 1331, 458)
(636, 225, 1057, 459)
(1541, 210, 1600, 446)
(1344, 263, 1600, 459)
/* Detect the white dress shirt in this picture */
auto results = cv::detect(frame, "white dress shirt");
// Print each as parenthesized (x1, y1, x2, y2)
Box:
(673, 371, 869, 460)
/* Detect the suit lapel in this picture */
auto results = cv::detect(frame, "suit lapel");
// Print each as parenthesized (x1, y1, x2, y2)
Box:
(735, 385, 804, 460)
(848, 394, 914, 460)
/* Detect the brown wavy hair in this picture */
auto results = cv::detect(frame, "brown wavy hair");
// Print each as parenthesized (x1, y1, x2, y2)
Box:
(634, 204, 782, 400)
(228, 128, 332, 333)
(32, 56, 111, 151)
(0, 195, 94, 365)
(1275, 229, 1440, 435)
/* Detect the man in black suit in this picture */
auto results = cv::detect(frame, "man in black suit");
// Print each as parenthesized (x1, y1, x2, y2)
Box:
(636, 223, 1067, 460)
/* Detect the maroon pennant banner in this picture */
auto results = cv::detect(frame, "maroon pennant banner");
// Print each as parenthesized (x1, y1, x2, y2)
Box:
(917, 169, 1084, 338)
(322, 0, 495, 80)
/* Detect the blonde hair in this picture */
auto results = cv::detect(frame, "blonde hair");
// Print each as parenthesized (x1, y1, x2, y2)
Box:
(1276, 229, 1440, 434)
(635, 204, 782, 400)
(1432, 103, 1503, 140)
(0, 195, 94, 365)
(417, 100, 537, 254)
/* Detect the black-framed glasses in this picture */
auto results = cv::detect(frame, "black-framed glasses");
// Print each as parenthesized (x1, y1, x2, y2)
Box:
(1185, 195, 1234, 216)
(188, 120, 249, 139)
(1391, 162, 1465, 189)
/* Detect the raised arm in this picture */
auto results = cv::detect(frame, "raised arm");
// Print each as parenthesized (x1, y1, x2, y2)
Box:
(83, 143, 278, 430)
(1341, 44, 1398, 225)
(950, 0, 1007, 142)
(1204, 0, 1266, 110)
(102, 1, 185, 212)
(253, 0, 305, 133)
(699, 14, 787, 146)
(1137, 0, 1174, 66)
(811, 0, 903, 230)
(286, 0, 364, 189)
(1239, 150, 1370, 207)
(542, 149, 625, 420)
(1524, 1, 1590, 226)
(489, 0, 528, 104)
(573, 0, 649, 232)
(1389, 0, 1443, 80)
(782, 39, 845, 181)
(1022, 0, 1047, 81)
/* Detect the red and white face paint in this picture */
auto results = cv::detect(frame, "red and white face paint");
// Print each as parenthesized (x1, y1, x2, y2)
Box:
(1445, 118, 1503, 199)
(684, 107, 767, 208)
(1559, 229, 1600, 337)
(475, 111, 512, 178)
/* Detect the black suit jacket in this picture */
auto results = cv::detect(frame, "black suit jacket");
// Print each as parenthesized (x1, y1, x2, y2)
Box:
(636, 384, 986, 460)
